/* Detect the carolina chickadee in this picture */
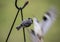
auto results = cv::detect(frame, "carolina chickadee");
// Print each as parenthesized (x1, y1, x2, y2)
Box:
(16, 18, 33, 30)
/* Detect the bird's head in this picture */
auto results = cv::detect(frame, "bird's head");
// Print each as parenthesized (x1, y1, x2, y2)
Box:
(28, 18, 33, 24)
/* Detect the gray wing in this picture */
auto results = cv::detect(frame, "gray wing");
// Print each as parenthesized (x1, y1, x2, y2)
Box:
(41, 6, 57, 35)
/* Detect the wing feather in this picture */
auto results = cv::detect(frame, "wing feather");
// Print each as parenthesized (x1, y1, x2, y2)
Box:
(41, 6, 57, 35)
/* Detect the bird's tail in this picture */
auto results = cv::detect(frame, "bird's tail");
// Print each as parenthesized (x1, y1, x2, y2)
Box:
(16, 25, 22, 30)
(27, 29, 43, 42)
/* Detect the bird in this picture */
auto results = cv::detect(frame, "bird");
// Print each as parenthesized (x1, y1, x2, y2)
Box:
(16, 18, 33, 30)
(27, 6, 57, 42)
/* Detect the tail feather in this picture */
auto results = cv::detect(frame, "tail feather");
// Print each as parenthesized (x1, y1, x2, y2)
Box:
(16, 25, 22, 30)
(27, 29, 43, 42)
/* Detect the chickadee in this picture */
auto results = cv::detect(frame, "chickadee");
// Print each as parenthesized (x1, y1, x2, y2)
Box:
(27, 6, 57, 42)
(16, 18, 33, 30)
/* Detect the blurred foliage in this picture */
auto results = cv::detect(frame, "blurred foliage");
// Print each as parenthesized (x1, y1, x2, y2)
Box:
(0, 0, 60, 42)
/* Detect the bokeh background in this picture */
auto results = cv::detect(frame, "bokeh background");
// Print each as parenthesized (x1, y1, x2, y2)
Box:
(0, 0, 60, 42)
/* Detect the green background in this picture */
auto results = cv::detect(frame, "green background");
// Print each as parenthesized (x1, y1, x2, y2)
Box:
(0, 0, 60, 42)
